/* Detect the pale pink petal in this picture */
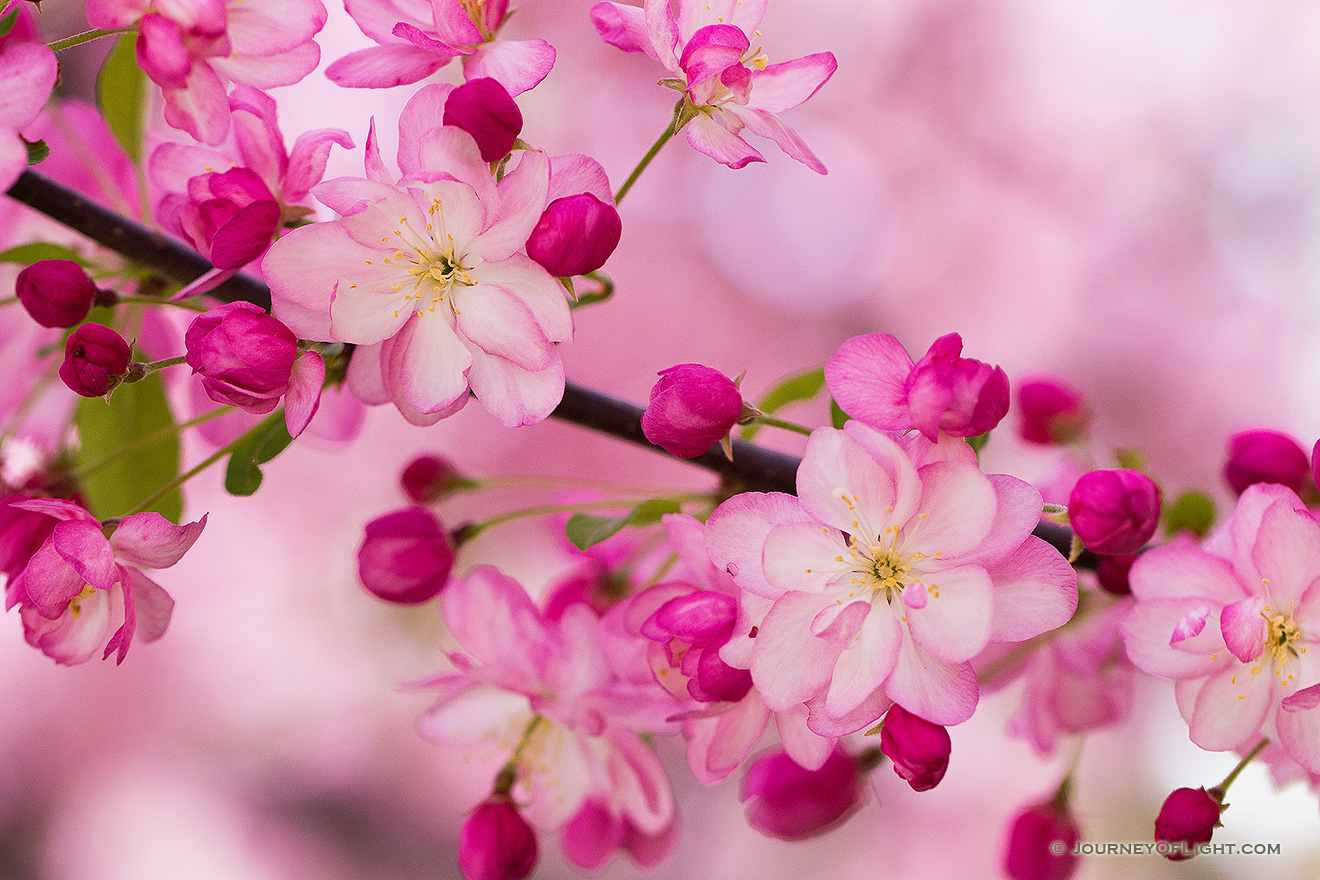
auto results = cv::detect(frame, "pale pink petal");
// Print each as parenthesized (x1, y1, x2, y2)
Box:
(606, 730, 675, 835)
(443, 565, 551, 687)
(1278, 700, 1320, 774)
(465, 346, 564, 427)
(284, 129, 355, 201)
(986, 535, 1078, 642)
(229, 85, 286, 188)
(125, 567, 175, 643)
(825, 333, 913, 430)
(213, 43, 323, 89)
(226, 0, 326, 55)
(909, 462, 997, 558)
(548, 153, 613, 203)
(885, 636, 978, 725)
(263, 223, 370, 341)
(706, 492, 812, 599)
(810, 597, 870, 644)
(685, 696, 769, 784)
(796, 429, 900, 539)
(1251, 498, 1320, 607)
(1170, 606, 1209, 644)
(1283, 682, 1320, 712)
(644, 0, 682, 70)
(13, 540, 86, 611)
(1121, 599, 1230, 679)
(1129, 539, 1245, 605)
(452, 282, 551, 370)
(469, 150, 550, 263)
(750, 590, 842, 711)
(10, 499, 96, 522)
(414, 128, 496, 208)
(721, 591, 772, 669)
(960, 474, 1045, 569)
(311, 176, 400, 216)
(162, 63, 230, 145)
(906, 564, 993, 663)
(53, 520, 121, 591)
(1225, 483, 1302, 582)
(775, 703, 835, 770)
(0, 134, 29, 194)
(762, 520, 849, 594)
(343, 0, 432, 42)
(591, 1, 660, 60)
(746, 53, 837, 113)
(397, 82, 454, 175)
(822, 607, 901, 718)
(463, 39, 556, 97)
(661, 513, 725, 592)
(419, 683, 530, 746)
(86, 0, 150, 29)
(285, 351, 325, 438)
(430, 0, 483, 45)
(683, 112, 764, 169)
(1220, 597, 1266, 663)
(325, 45, 446, 89)
(1188, 664, 1274, 751)
(805, 685, 892, 737)
(676, 0, 767, 41)
(137, 16, 191, 88)
(110, 512, 207, 569)
(383, 311, 472, 415)
(346, 341, 390, 404)
(467, 254, 571, 344)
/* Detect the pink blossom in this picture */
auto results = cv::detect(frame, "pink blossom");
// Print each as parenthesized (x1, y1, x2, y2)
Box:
(443, 77, 522, 162)
(1017, 378, 1088, 445)
(326, 0, 555, 95)
(14, 260, 101, 329)
(826, 332, 1010, 441)
(1222, 429, 1311, 496)
(59, 323, 132, 398)
(1003, 795, 1081, 880)
(1154, 787, 1222, 861)
(525, 153, 622, 278)
(399, 454, 470, 502)
(355, 506, 454, 604)
(459, 799, 538, 880)
(5, 498, 205, 665)
(1067, 469, 1160, 556)
(705, 423, 1077, 728)
(86, 0, 327, 145)
(263, 92, 570, 428)
(877, 704, 951, 791)
(641, 364, 744, 458)
(740, 747, 863, 840)
(1121, 484, 1320, 762)
(591, 0, 836, 172)
(559, 798, 675, 869)
(0, 38, 56, 191)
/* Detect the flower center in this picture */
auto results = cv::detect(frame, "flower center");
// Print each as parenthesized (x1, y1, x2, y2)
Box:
(1261, 606, 1306, 685)
(363, 199, 477, 320)
(69, 583, 96, 620)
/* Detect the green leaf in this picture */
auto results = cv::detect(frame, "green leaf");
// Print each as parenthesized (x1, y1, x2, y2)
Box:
(742, 367, 825, 440)
(829, 398, 848, 430)
(0, 6, 19, 38)
(0, 243, 90, 266)
(97, 34, 146, 163)
(24, 138, 49, 165)
(223, 414, 293, 497)
(1114, 448, 1146, 472)
(565, 498, 683, 551)
(967, 431, 991, 454)
(75, 373, 182, 521)
(1164, 489, 1216, 538)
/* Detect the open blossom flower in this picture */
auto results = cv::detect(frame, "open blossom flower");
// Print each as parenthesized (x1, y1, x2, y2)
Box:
(86, 0, 326, 145)
(327, 0, 555, 95)
(592, 0, 837, 172)
(0, 38, 57, 192)
(263, 89, 570, 428)
(826, 332, 1010, 441)
(706, 423, 1077, 728)
(4, 499, 205, 665)
(1121, 483, 1320, 763)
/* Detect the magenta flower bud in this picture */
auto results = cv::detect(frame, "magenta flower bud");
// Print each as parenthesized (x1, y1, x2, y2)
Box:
(1095, 552, 1137, 596)
(184, 302, 298, 414)
(1003, 797, 1081, 880)
(399, 454, 471, 503)
(906, 333, 1010, 440)
(641, 364, 744, 459)
(59, 323, 131, 397)
(525, 193, 623, 277)
(459, 799, 538, 880)
(1154, 787, 1222, 861)
(444, 77, 523, 163)
(356, 506, 455, 604)
(740, 748, 863, 841)
(15, 259, 98, 328)
(1222, 429, 1310, 496)
(878, 705, 951, 792)
(1017, 378, 1088, 445)
(1067, 469, 1161, 556)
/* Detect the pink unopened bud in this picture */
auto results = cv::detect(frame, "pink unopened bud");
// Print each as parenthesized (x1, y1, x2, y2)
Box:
(356, 507, 455, 604)
(1095, 552, 1137, 596)
(906, 333, 1009, 440)
(1003, 796, 1081, 880)
(459, 799, 538, 880)
(59, 323, 131, 397)
(1154, 787, 1222, 861)
(1223, 430, 1310, 496)
(641, 364, 744, 459)
(878, 705, 951, 792)
(1067, 469, 1161, 556)
(1017, 378, 1088, 445)
(184, 302, 298, 414)
(444, 77, 523, 163)
(525, 193, 622, 277)
(740, 748, 863, 841)
(15, 259, 98, 328)
(399, 454, 470, 503)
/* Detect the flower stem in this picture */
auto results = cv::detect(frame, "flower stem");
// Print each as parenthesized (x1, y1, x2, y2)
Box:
(71, 406, 232, 481)
(48, 27, 133, 52)
(121, 428, 253, 517)
(461, 493, 712, 540)
(0, 296, 19, 309)
(614, 102, 682, 205)
(493, 715, 547, 796)
(469, 474, 707, 496)
(750, 414, 814, 436)
(1211, 738, 1268, 798)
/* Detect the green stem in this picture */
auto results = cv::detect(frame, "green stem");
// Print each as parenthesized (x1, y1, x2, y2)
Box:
(129, 355, 188, 378)
(71, 406, 232, 481)
(751, 414, 813, 436)
(121, 431, 248, 517)
(462, 493, 711, 540)
(0, 296, 19, 309)
(48, 27, 133, 52)
(493, 714, 546, 796)
(1212, 738, 1268, 797)
(614, 103, 682, 205)
(470, 474, 707, 496)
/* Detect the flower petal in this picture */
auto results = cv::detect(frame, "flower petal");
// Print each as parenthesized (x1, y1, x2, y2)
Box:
(110, 512, 207, 569)
(383, 310, 472, 415)
(884, 635, 978, 725)
(465, 346, 564, 427)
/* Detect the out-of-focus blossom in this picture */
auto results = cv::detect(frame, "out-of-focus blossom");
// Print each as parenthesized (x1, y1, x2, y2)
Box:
(14, 260, 100, 328)
(592, 0, 836, 172)
(525, 153, 622, 278)
(560, 798, 675, 869)
(1122, 484, 1320, 763)
(355, 506, 454, 604)
(85, 0, 326, 144)
(1154, 787, 1222, 861)
(878, 704, 951, 791)
(641, 364, 744, 458)
(0, 492, 57, 586)
(59, 323, 132, 397)
(740, 748, 863, 840)
(5, 498, 205, 665)
(826, 332, 1010, 441)
(443, 77, 522, 162)
(1017, 378, 1088, 445)
(1095, 554, 1137, 596)
(327, 0, 555, 95)
(1003, 793, 1081, 880)
(1222, 429, 1311, 496)
(264, 97, 569, 428)
(458, 798, 538, 880)
(0, 38, 56, 191)
(1067, 469, 1160, 556)
(706, 424, 1077, 729)
(400, 454, 470, 503)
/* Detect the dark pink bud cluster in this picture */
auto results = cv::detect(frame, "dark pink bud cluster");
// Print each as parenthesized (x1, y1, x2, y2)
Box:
(459, 799, 538, 880)
(185, 302, 298, 414)
(1154, 787, 1223, 861)
(356, 507, 455, 604)
(640, 364, 744, 458)
(162, 167, 281, 269)
(526, 193, 622, 277)
(444, 78, 523, 163)
(1003, 795, 1081, 880)
(740, 748, 863, 841)
(60, 323, 131, 397)
(1067, 469, 1161, 556)
(1017, 378, 1088, 445)
(1222, 429, 1311, 496)
(15, 259, 101, 328)
(878, 705, 951, 792)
